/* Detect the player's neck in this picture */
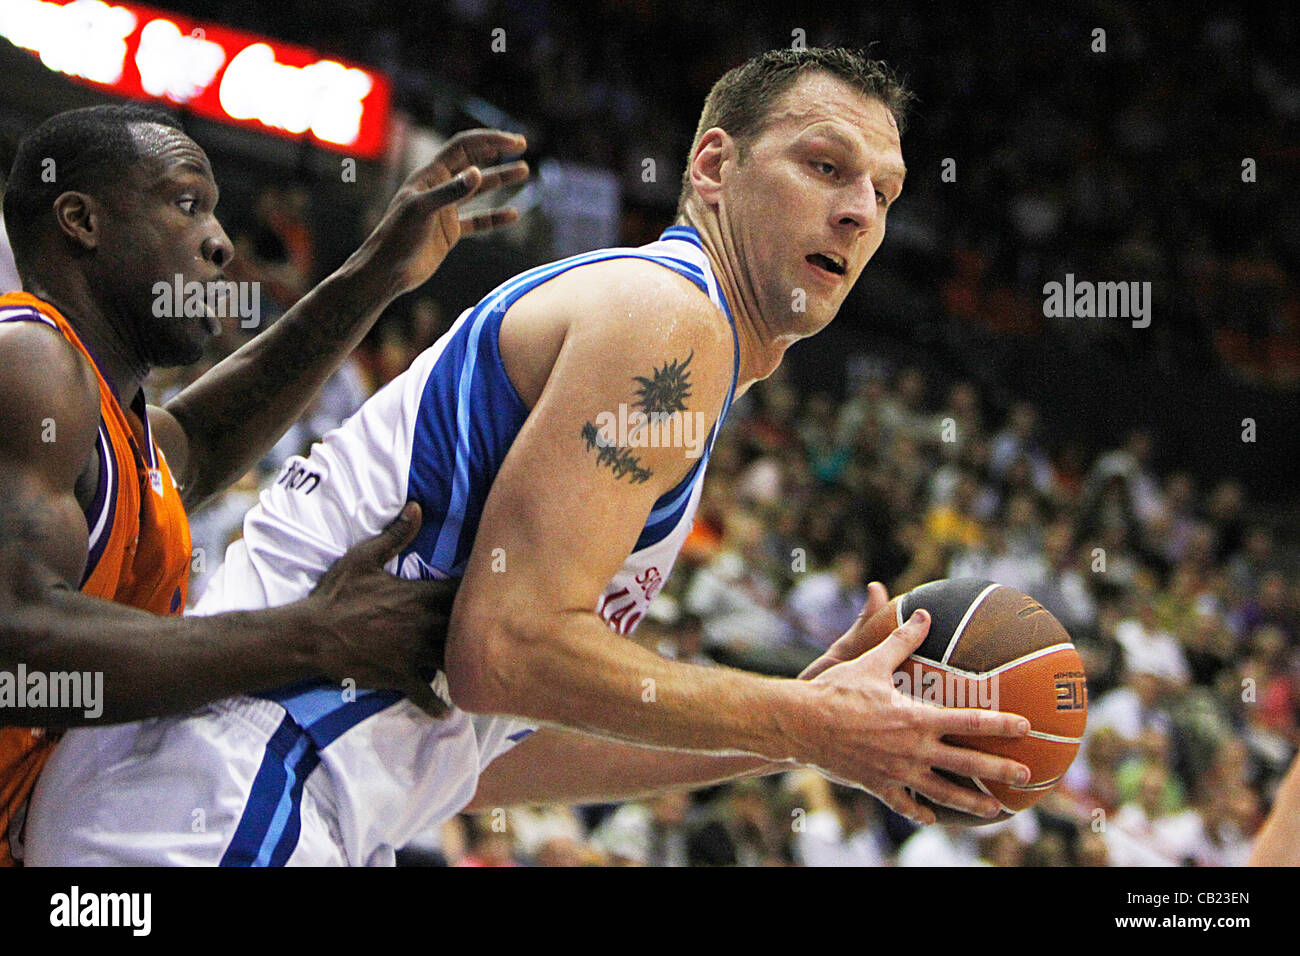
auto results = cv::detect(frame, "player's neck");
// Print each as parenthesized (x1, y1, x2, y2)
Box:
(25, 271, 151, 407)
(678, 211, 791, 395)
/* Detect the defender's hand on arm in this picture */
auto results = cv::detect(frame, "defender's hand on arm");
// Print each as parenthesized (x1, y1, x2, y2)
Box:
(306, 502, 456, 718)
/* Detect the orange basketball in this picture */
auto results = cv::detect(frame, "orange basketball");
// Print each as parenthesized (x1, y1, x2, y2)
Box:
(861, 578, 1088, 824)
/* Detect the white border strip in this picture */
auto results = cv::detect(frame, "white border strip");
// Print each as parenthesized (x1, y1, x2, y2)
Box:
(85, 424, 115, 551)
(1027, 729, 1083, 744)
(1010, 774, 1065, 793)
(942, 582, 1001, 665)
(985, 642, 1077, 677)
(972, 777, 1014, 814)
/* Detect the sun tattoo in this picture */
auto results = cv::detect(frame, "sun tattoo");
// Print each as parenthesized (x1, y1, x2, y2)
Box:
(580, 351, 695, 483)
(633, 350, 693, 415)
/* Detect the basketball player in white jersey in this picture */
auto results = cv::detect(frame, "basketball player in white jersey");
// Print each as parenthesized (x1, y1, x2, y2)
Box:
(26, 48, 1035, 865)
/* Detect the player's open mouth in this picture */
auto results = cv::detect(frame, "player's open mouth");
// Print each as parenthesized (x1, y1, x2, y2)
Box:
(806, 252, 846, 277)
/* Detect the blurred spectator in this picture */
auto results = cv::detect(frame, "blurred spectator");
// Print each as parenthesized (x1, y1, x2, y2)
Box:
(783, 550, 868, 653)
(990, 402, 1052, 494)
(923, 468, 985, 551)
(455, 815, 523, 867)
(685, 509, 806, 674)
(897, 824, 986, 867)
(1104, 766, 1192, 866)
(1112, 592, 1192, 688)
(591, 792, 691, 867)
(786, 771, 890, 868)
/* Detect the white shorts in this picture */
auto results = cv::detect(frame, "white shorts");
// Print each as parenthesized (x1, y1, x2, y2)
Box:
(24, 540, 534, 867)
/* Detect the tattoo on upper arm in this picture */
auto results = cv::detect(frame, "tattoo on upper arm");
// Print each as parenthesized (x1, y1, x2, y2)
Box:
(633, 351, 693, 415)
(580, 351, 695, 485)
(580, 423, 652, 484)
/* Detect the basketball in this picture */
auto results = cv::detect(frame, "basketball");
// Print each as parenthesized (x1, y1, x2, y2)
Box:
(860, 579, 1088, 825)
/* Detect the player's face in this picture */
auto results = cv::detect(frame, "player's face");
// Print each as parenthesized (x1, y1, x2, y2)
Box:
(95, 124, 234, 367)
(725, 73, 905, 337)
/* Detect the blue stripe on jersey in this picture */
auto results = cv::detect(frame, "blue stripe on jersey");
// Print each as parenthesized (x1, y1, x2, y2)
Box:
(306, 690, 401, 748)
(220, 714, 321, 867)
(265, 681, 401, 749)
(407, 240, 727, 577)
(259, 227, 738, 753)
(271, 680, 364, 729)
(660, 226, 703, 247)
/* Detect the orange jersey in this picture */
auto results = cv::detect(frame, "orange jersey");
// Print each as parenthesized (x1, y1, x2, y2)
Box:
(0, 292, 192, 865)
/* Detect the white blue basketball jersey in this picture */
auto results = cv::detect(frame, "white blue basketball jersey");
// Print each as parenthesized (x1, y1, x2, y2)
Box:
(26, 225, 738, 866)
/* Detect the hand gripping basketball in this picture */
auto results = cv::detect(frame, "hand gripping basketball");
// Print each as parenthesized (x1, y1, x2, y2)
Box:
(801, 601, 1032, 826)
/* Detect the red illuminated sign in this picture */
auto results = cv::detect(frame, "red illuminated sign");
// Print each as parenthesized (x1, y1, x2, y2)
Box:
(0, 0, 391, 158)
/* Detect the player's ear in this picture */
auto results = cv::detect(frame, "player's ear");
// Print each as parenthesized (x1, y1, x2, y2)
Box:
(51, 191, 101, 252)
(689, 128, 732, 208)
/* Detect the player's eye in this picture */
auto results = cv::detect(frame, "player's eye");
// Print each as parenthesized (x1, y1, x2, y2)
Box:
(178, 197, 198, 215)
(876, 190, 889, 207)
(812, 160, 836, 177)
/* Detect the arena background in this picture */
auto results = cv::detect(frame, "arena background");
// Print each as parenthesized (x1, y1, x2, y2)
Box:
(0, 0, 1297, 867)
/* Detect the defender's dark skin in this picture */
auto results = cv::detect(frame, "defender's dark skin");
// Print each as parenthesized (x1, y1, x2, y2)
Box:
(0, 120, 528, 724)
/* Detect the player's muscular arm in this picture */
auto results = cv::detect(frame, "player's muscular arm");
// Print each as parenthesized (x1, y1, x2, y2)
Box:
(0, 325, 454, 726)
(449, 269, 1033, 823)
(159, 130, 529, 509)
(465, 584, 889, 810)
(447, 261, 787, 749)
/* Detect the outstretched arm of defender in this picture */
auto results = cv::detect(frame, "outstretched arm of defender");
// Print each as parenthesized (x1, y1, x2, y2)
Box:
(0, 324, 453, 725)
(160, 130, 529, 509)
(444, 263, 1030, 823)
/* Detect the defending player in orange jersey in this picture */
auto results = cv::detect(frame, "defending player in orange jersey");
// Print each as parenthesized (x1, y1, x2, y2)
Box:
(0, 104, 527, 864)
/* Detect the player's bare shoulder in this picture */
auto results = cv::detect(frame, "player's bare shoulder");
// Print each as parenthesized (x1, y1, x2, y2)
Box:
(0, 320, 101, 590)
(0, 320, 100, 476)
(500, 256, 731, 411)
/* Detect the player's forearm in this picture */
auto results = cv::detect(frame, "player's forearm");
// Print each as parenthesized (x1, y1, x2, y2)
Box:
(447, 606, 815, 763)
(0, 587, 318, 726)
(164, 253, 394, 507)
(466, 726, 781, 812)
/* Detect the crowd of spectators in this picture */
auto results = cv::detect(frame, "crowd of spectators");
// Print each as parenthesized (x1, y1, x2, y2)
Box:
(158, 0, 1300, 388)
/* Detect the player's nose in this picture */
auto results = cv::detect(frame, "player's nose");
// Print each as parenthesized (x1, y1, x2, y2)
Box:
(202, 225, 235, 270)
(834, 178, 880, 233)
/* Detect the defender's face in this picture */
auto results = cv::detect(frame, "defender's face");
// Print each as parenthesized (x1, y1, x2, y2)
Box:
(723, 73, 905, 337)
(96, 124, 234, 366)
